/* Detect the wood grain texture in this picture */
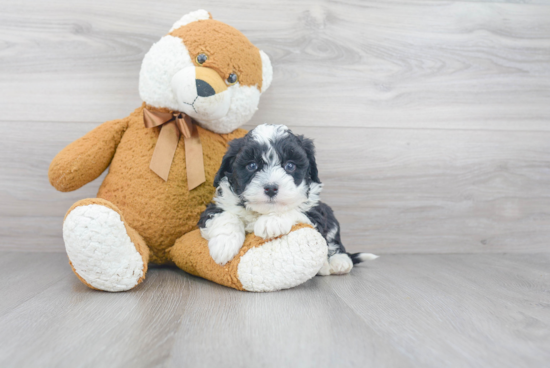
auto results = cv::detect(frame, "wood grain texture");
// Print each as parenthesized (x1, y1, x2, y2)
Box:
(1, 0, 550, 253)
(2, 122, 549, 253)
(325, 253, 550, 368)
(0, 253, 69, 316)
(0, 0, 549, 130)
(0, 252, 548, 367)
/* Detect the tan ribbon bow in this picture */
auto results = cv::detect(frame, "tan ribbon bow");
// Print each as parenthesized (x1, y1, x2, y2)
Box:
(143, 108, 205, 190)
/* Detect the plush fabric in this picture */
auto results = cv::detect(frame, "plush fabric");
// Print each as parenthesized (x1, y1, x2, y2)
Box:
(64, 200, 148, 291)
(169, 19, 264, 90)
(49, 10, 326, 292)
(170, 223, 321, 291)
(50, 105, 247, 264)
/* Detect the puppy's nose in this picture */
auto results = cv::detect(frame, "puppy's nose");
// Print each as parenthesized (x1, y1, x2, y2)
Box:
(196, 79, 216, 97)
(264, 184, 279, 198)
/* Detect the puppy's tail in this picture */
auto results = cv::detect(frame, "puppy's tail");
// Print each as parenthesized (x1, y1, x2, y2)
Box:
(348, 252, 379, 264)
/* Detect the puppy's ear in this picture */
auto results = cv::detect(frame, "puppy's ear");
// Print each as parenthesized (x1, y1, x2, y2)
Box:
(298, 135, 321, 184)
(213, 137, 245, 187)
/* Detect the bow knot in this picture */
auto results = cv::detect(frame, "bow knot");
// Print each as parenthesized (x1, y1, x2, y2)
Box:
(143, 107, 206, 190)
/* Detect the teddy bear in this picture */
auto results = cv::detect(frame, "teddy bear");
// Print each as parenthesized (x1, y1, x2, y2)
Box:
(48, 10, 328, 292)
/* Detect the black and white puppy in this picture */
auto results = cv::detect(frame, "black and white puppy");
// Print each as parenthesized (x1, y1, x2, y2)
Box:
(198, 124, 377, 275)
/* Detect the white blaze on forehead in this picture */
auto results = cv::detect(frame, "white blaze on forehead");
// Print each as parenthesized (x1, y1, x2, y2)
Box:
(251, 124, 289, 146)
(262, 147, 280, 167)
(250, 124, 289, 166)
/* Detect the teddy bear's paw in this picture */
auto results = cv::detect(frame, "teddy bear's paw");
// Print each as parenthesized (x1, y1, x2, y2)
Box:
(63, 204, 145, 292)
(208, 232, 245, 265)
(253, 215, 293, 239)
(317, 258, 331, 276)
(237, 227, 328, 292)
(328, 253, 354, 275)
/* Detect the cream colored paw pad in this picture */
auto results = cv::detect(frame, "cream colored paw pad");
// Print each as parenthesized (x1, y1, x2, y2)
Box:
(237, 228, 328, 292)
(63, 204, 144, 292)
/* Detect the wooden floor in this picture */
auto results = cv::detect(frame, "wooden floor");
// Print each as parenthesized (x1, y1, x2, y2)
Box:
(0, 252, 548, 368)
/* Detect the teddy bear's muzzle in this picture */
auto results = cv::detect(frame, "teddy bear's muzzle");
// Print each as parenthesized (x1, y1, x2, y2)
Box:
(195, 67, 227, 95)
(171, 66, 231, 121)
(196, 80, 215, 97)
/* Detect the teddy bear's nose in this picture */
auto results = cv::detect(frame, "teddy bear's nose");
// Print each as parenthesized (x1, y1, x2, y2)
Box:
(196, 80, 216, 97)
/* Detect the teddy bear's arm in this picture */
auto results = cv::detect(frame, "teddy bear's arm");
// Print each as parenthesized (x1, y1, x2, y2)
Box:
(48, 118, 128, 192)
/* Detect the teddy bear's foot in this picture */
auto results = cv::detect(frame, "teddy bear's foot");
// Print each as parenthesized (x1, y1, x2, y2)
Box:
(238, 225, 328, 292)
(170, 223, 327, 292)
(63, 198, 149, 292)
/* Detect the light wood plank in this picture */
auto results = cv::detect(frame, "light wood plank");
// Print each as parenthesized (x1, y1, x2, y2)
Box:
(0, 0, 549, 130)
(0, 252, 548, 367)
(326, 254, 550, 367)
(167, 276, 410, 368)
(0, 252, 70, 316)
(0, 266, 193, 367)
(2, 122, 550, 253)
(0, 255, 409, 368)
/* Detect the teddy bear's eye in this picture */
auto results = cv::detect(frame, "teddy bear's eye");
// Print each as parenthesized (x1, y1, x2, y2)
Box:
(227, 73, 238, 85)
(196, 53, 208, 65)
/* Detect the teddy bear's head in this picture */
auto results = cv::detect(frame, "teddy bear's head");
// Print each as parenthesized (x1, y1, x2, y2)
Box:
(139, 10, 273, 134)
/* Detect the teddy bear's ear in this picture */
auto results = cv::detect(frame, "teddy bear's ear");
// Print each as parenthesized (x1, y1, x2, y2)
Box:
(169, 9, 212, 33)
(259, 50, 273, 93)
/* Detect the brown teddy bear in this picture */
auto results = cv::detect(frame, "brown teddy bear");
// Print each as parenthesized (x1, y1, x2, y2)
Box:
(49, 10, 327, 292)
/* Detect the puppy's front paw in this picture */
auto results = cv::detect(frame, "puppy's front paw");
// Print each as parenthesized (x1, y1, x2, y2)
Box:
(254, 215, 293, 239)
(208, 232, 245, 265)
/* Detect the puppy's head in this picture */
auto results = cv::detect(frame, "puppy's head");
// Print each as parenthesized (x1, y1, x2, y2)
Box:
(214, 124, 322, 214)
(139, 10, 273, 134)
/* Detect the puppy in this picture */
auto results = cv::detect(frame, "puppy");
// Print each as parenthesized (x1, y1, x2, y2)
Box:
(198, 124, 378, 274)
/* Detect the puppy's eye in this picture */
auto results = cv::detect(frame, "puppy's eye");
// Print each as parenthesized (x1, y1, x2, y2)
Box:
(227, 73, 238, 85)
(196, 53, 208, 65)
(246, 162, 258, 172)
(284, 162, 296, 172)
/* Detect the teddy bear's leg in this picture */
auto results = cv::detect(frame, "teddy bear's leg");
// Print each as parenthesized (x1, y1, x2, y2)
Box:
(63, 198, 150, 292)
(168, 224, 327, 292)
